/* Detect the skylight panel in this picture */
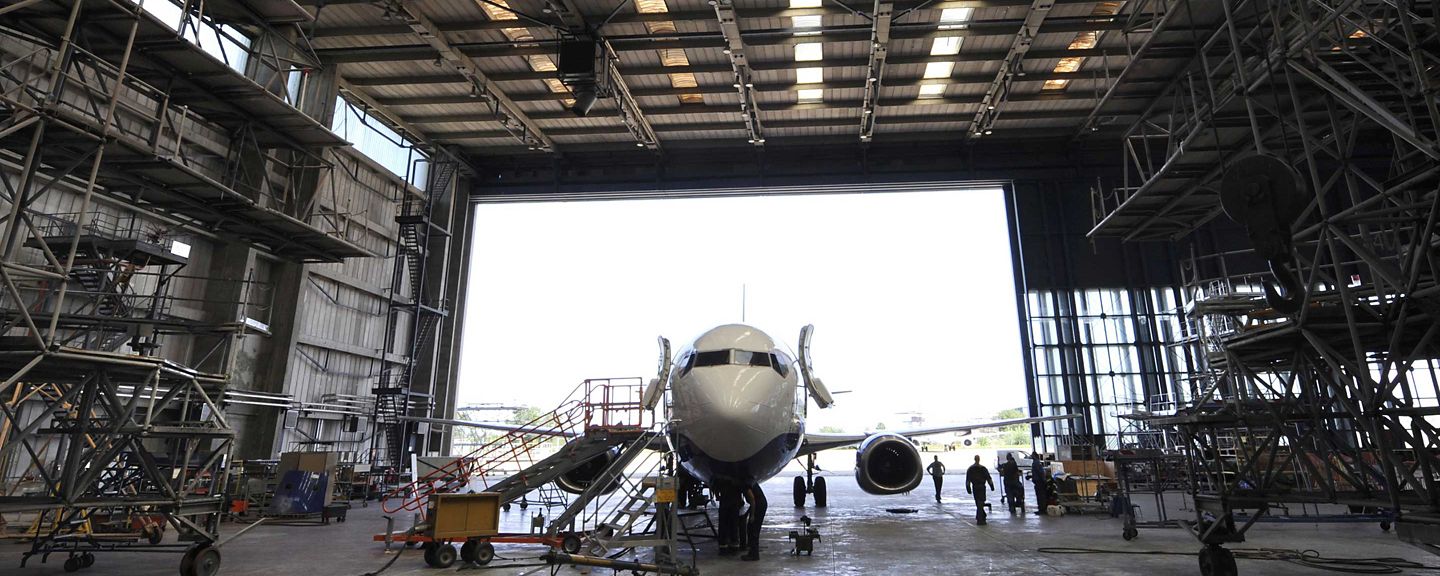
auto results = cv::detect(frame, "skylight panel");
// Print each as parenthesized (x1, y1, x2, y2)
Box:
(789, 0, 822, 8)
(792, 14, 822, 33)
(798, 88, 823, 103)
(923, 61, 954, 79)
(796, 67, 823, 84)
(635, 0, 669, 13)
(930, 36, 961, 56)
(919, 84, 945, 98)
(938, 7, 973, 29)
(795, 42, 823, 61)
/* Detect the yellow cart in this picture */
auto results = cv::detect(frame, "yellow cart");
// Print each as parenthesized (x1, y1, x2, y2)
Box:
(422, 493, 500, 568)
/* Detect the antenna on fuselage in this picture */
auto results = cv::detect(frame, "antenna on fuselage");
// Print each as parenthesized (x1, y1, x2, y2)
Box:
(741, 283, 747, 323)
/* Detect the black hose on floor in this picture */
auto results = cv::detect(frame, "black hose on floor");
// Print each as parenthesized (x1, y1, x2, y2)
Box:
(1038, 546, 1440, 574)
(360, 526, 421, 576)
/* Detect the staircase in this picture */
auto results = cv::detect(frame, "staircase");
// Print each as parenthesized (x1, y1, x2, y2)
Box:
(381, 395, 594, 514)
(370, 158, 457, 469)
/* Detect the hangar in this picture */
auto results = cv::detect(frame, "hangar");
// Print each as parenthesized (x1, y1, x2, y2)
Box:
(0, 0, 1437, 575)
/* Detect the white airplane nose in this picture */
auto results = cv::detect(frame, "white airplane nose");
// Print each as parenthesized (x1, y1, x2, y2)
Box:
(673, 368, 793, 462)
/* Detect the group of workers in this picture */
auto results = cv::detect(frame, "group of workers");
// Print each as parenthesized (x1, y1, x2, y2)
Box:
(706, 453, 1051, 560)
(929, 454, 1052, 524)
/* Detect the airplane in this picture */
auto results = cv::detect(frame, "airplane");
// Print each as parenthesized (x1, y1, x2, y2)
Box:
(647, 324, 1075, 512)
(414, 323, 1077, 553)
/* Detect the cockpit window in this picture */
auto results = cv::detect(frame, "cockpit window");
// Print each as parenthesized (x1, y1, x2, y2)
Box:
(686, 349, 788, 376)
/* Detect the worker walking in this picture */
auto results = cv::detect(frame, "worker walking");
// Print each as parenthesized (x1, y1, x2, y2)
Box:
(740, 484, 767, 561)
(999, 454, 1025, 513)
(964, 455, 994, 525)
(926, 456, 946, 502)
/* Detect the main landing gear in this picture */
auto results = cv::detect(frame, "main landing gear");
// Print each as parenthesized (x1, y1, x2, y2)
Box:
(792, 454, 827, 508)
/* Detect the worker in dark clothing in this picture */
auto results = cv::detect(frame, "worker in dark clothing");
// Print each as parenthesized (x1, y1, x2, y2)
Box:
(740, 484, 767, 561)
(717, 485, 741, 554)
(1032, 455, 1050, 516)
(999, 454, 1025, 513)
(926, 456, 946, 502)
(964, 455, 994, 525)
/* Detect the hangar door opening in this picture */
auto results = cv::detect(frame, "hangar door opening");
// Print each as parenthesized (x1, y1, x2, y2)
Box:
(455, 184, 1026, 450)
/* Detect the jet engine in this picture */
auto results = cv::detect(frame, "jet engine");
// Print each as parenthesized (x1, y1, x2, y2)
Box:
(555, 447, 621, 495)
(854, 433, 924, 495)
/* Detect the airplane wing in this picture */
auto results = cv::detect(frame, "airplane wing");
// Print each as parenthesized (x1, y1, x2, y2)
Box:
(798, 414, 1080, 456)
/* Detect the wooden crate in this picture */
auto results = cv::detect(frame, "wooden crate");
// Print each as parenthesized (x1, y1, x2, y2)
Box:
(428, 493, 500, 540)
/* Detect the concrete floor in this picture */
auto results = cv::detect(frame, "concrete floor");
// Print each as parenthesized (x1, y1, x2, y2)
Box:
(2, 473, 1436, 576)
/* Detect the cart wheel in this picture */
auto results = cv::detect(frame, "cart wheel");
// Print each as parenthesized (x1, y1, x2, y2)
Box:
(813, 477, 827, 508)
(1198, 545, 1236, 576)
(422, 543, 438, 566)
(430, 544, 457, 568)
(81, 553, 95, 568)
(461, 540, 478, 563)
(474, 542, 494, 565)
(1381, 521, 1392, 532)
(562, 534, 582, 554)
(793, 476, 806, 507)
(1122, 527, 1138, 541)
(64, 556, 82, 573)
(180, 545, 221, 576)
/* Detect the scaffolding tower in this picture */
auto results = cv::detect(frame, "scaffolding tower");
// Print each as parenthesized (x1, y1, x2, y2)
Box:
(0, 0, 362, 573)
(1090, 0, 1440, 573)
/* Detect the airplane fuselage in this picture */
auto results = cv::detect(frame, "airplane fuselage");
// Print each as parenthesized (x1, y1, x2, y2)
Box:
(668, 324, 805, 488)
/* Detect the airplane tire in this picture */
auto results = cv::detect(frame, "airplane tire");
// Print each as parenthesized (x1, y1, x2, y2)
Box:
(814, 477, 827, 508)
(793, 476, 806, 507)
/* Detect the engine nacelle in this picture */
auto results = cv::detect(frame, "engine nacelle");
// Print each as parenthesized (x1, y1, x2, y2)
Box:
(854, 433, 924, 495)
(555, 446, 621, 495)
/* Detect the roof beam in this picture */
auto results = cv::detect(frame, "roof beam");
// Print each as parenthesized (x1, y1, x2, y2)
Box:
(860, 1, 893, 142)
(969, 0, 1051, 140)
(375, 0, 555, 152)
(426, 108, 1133, 140)
(344, 63, 1143, 86)
(316, 41, 1195, 65)
(312, 15, 1184, 50)
(714, 0, 764, 146)
(371, 71, 1169, 104)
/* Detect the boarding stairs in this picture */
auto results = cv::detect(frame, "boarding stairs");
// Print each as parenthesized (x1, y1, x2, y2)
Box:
(381, 378, 652, 515)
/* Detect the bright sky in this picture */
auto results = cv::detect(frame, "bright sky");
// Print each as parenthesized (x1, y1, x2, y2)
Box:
(456, 187, 1026, 432)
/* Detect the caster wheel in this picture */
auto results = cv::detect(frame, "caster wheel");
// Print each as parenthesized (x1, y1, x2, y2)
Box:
(1122, 527, 1138, 541)
(147, 527, 164, 545)
(1381, 521, 1392, 532)
(81, 553, 95, 568)
(1198, 545, 1236, 576)
(428, 543, 457, 568)
(64, 556, 81, 573)
(814, 477, 827, 508)
(562, 534, 582, 554)
(179, 545, 221, 576)
(793, 476, 806, 507)
(473, 542, 494, 565)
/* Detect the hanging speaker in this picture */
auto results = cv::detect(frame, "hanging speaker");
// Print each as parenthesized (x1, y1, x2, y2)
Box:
(558, 38, 596, 81)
